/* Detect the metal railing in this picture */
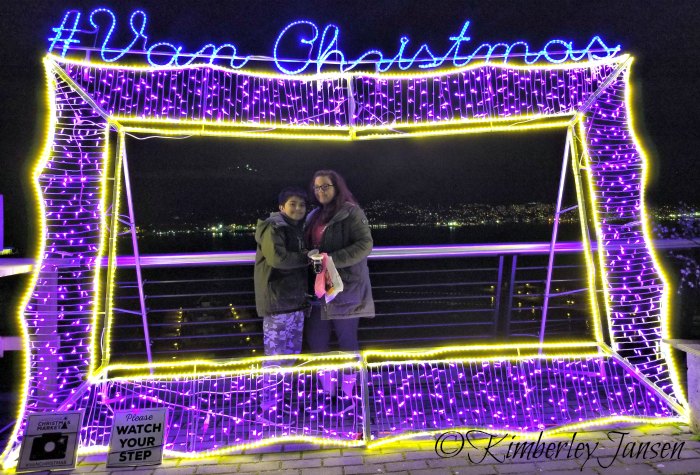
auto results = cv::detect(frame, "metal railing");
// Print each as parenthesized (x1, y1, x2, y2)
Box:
(108, 242, 597, 363)
(2, 239, 697, 361)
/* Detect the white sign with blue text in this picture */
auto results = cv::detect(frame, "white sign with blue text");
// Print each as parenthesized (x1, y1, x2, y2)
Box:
(107, 408, 167, 467)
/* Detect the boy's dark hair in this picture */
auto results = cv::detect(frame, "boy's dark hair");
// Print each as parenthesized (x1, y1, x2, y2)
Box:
(278, 187, 308, 206)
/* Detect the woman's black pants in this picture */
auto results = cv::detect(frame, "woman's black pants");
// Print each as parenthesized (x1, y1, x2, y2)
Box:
(305, 304, 360, 352)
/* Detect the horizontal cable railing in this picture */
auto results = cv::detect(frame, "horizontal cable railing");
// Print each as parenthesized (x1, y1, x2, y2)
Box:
(106, 238, 700, 268)
(2, 239, 694, 274)
(108, 241, 600, 363)
(2, 239, 697, 360)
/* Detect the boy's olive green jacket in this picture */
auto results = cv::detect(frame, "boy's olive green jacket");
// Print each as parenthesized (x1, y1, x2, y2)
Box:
(254, 212, 309, 317)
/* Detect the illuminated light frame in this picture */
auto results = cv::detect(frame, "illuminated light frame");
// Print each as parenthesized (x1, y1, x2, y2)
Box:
(1, 53, 686, 467)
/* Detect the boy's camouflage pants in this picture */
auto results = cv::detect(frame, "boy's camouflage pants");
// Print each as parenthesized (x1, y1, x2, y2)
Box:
(262, 310, 304, 355)
(260, 310, 304, 410)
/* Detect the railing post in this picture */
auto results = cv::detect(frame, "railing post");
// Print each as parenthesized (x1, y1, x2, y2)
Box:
(503, 255, 518, 337)
(360, 358, 371, 442)
(0, 337, 21, 357)
(493, 255, 505, 336)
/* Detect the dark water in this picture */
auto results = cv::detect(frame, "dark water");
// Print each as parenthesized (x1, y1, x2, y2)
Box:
(127, 223, 582, 254)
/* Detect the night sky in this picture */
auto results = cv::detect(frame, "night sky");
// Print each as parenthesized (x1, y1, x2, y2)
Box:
(1, 0, 699, 252)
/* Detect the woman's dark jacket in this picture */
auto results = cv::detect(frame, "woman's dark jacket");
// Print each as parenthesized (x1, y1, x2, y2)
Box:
(254, 212, 309, 317)
(307, 202, 375, 320)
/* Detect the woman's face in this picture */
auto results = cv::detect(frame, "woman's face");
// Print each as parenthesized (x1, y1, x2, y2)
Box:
(313, 175, 336, 206)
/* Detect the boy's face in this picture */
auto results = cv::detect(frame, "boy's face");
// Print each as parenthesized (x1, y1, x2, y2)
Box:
(279, 196, 307, 222)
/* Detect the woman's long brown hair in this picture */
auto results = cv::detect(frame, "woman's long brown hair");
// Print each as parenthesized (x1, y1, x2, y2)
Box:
(305, 170, 358, 242)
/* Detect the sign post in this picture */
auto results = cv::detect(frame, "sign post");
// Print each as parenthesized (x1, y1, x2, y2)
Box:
(107, 408, 168, 468)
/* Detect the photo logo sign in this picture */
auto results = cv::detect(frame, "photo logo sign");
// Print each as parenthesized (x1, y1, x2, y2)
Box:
(107, 408, 167, 467)
(16, 410, 82, 472)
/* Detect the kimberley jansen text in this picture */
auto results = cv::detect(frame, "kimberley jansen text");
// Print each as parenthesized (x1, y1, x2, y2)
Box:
(434, 430, 685, 470)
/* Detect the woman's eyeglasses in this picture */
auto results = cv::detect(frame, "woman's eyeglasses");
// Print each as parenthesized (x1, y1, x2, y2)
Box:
(313, 184, 334, 192)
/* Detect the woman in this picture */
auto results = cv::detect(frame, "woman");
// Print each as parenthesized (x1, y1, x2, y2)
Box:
(305, 170, 374, 401)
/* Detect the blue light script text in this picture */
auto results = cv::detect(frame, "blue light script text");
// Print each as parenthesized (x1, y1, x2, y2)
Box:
(48, 9, 621, 74)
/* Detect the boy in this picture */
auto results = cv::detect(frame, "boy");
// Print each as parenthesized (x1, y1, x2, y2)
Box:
(253, 187, 309, 422)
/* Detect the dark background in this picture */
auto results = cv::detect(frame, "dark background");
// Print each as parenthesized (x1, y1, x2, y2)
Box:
(124, 130, 571, 226)
(1, 0, 699, 251)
